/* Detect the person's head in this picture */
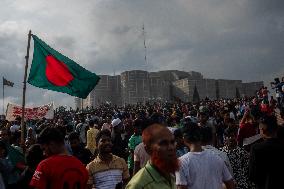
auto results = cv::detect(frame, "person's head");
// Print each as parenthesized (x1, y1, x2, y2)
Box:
(26, 144, 44, 168)
(173, 129, 184, 149)
(68, 132, 81, 150)
(133, 119, 143, 136)
(37, 127, 65, 156)
(142, 124, 179, 174)
(182, 122, 202, 148)
(0, 141, 8, 158)
(111, 118, 123, 133)
(200, 127, 213, 145)
(224, 127, 238, 149)
(89, 120, 95, 128)
(96, 129, 112, 154)
(198, 112, 208, 124)
(259, 115, 278, 138)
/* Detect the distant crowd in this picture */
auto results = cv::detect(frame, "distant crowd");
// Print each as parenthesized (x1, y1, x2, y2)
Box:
(0, 84, 283, 189)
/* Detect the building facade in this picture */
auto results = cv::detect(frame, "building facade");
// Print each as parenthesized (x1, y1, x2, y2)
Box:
(75, 70, 263, 109)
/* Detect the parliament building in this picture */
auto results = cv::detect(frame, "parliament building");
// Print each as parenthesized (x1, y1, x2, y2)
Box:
(75, 70, 263, 109)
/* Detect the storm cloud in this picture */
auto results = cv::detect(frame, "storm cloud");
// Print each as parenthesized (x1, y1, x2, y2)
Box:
(0, 0, 283, 113)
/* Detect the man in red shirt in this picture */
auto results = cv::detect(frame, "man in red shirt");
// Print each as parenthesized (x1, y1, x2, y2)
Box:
(30, 127, 88, 189)
(237, 110, 258, 146)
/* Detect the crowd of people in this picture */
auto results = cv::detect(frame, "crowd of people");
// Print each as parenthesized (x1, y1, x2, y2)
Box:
(0, 85, 283, 189)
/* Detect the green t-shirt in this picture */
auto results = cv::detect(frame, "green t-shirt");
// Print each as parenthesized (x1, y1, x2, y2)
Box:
(128, 135, 142, 169)
(126, 162, 176, 189)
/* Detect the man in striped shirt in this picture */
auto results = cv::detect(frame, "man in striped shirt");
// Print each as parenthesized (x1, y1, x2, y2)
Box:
(86, 129, 130, 189)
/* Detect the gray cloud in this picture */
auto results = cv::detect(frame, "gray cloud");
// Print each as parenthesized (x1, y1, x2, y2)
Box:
(0, 0, 284, 113)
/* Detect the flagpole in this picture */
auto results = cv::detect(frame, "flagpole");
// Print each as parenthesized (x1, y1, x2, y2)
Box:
(21, 30, 32, 145)
(2, 78, 4, 114)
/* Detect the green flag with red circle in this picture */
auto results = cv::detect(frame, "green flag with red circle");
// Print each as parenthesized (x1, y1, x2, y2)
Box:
(28, 35, 100, 99)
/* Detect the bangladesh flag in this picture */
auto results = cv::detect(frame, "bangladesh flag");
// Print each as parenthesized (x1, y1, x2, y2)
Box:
(28, 35, 100, 99)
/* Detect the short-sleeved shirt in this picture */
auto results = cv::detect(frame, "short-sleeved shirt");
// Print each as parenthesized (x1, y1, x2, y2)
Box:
(202, 145, 233, 176)
(30, 154, 88, 189)
(126, 162, 176, 189)
(86, 155, 130, 189)
(220, 146, 251, 189)
(134, 143, 150, 168)
(175, 150, 232, 189)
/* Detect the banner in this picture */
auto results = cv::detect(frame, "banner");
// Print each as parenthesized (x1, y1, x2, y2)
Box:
(6, 103, 54, 121)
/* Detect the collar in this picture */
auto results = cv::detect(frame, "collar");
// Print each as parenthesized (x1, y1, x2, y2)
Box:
(95, 154, 115, 163)
(145, 162, 175, 184)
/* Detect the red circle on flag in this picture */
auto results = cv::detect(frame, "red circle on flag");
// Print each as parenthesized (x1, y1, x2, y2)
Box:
(45, 55, 74, 86)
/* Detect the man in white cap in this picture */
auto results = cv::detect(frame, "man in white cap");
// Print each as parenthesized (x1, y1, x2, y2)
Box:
(111, 118, 127, 160)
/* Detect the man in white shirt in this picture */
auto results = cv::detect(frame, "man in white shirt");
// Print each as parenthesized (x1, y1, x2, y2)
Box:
(201, 126, 233, 175)
(176, 122, 235, 189)
(133, 142, 150, 174)
(76, 118, 88, 145)
(10, 120, 20, 133)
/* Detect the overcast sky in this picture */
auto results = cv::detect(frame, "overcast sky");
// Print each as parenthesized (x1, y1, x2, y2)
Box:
(0, 0, 284, 113)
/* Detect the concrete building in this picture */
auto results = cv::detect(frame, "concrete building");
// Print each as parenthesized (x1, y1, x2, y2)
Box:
(149, 72, 171, 101)
(121, 70, 150, 105)
(216, 79, 243, 99)
(242, 82, 264, 97)
(75, 70, 264, 108)
(90, 75, 121, 107)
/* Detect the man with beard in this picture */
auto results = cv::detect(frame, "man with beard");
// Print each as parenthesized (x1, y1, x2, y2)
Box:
(176, 122, 235, 189)
(111, 118, 128, 160)
(30, 127, 88, 189)
(86, 129, 130, 189)
(126, 124, 179, 189)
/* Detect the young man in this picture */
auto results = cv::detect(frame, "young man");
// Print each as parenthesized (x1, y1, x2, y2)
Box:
(176, 123, 235, 189)
(86, 129, 130, 189)
(30, 127, 88, 189)
(76, 118, 88, 145)
(127, 124, 179, 189)
(111, 118, 127, 159)
(220, 127, 252, 189)
(201, 126, 233, 175)
(68, 132, 93, 165)
(249, 115, 284, 189)
(174, 129, 188, 157)
(86, 119, 99, 155)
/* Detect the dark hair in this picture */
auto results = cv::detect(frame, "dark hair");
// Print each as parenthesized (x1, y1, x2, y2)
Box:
(200, 127, 213, 144)
(260, 115, 278, 134)
(89, 119, 97, 127)
(95, 129, 111, 144)
(26, 144, 44, 167)
(37, 127, 65, 145)
(173, 129, 183, 138)
(68, 132, 80, 141)
(182, 122, 201, 143)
